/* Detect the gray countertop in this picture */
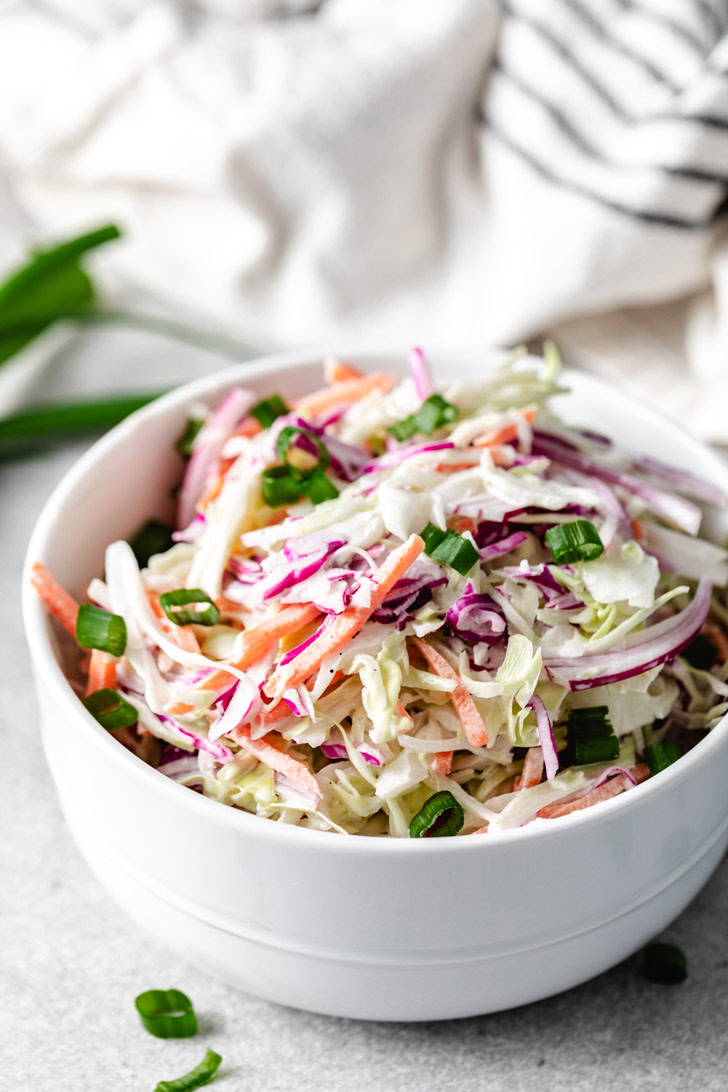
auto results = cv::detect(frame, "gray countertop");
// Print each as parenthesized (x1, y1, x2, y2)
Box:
(2, 323, 728, 1092)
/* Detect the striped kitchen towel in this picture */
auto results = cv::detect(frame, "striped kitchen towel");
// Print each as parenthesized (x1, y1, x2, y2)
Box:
(1, 0, 728, 435)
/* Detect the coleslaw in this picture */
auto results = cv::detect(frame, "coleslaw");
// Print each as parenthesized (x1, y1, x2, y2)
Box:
(32, 348, 728, 837)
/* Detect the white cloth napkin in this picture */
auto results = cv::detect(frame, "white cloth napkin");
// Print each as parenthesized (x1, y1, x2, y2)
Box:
(1, 0, 728, 437)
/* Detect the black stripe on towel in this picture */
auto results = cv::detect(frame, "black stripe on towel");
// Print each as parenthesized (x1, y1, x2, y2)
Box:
(556, 0, 681, 91)
(481, 113, 710, 230)
(502, 2, 728, 131)
(493, 61, 728, 186)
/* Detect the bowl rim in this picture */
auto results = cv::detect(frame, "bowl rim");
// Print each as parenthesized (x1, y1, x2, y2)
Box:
(22, 345, 728, 854)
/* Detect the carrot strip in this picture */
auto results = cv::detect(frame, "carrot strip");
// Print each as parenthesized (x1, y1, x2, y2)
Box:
(514, 747, 544, 791)
(703, 617, 728, 663)
(435, 461, 479, 474)
(148, 593, 201, 654)
(30, 562, 79, 638)
(265, 535, 424, 699)
(324, 359, 363, 383)
(295, 372, 396, 419)
(235, 725, 321, 801)
(452, 517, 476, 536)
(85, 650, 117, 696)
(431, 751, 453, 775)
(396, 700, 414, 731)
(231, 418, 263, 439)
(412, 638, 489, 748)
(472, 407, 537, 448)
(190, 602, 323, 697)
(537, 764, 649, 820)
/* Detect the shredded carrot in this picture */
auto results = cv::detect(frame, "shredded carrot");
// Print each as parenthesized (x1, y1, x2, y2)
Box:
(231, 418, 263, 439)
(396, 700, 414, 731)
(235, 725, 321, 801)
(537, 764, 649, 820)
(148, 593, 201, 654)
(85, 650, 117, 696)
(452, 517, 476, 536)
(265, 535, 424, 699)
(472, 406, 537, 448)
(703, 617, 728, 663)
(411, 638, 489, 748)
(30, 562, 79, 637)
(295, 372, 396, 419)
(514, 747, 544, 791)
(431, 751, 453, 776)
(324, 359, 363, 383)
(435, 461, 479, 474)
(188, 603, 323, 699)
(473, 824, 489, 834)
(630, 517, 644, 542)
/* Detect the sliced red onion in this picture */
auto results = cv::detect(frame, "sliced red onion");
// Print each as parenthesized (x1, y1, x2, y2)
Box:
(227, 556, 263, 582)
(630, 454, 727, 508)
(544, 578, 711, 690)
(177, 387, 252, 529)
(274, 772, 320, 809)
(359, 743, 385, 766)
(591, 765, 637, 789)
(361, 440, 455, 475)
(283, 534, 345, 561)
(320, 741, 349, 761)
(533, 433, 702, 535)
(527, 694, 558, 781)
(166, 720, 233, 763)
(500, 562, 564, 600)
(261, 548, 332, 600)
(158, 756, 202, 781)
(410, 346, 432, 401)
(479, 531, 528, 562)
(172, 513, 206, 543)
(320, 735, 384, 766)
(209, 675, 261, 741)
(279, 615, 334, 666)
(445, 586, 506, 644)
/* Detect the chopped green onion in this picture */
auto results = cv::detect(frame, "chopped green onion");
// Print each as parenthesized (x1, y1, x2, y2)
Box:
(410, 790, 465, 838)
(388, 415, 418, 442)
(251, 394, 289, 428)
(644, 741, 682, 775)
(155, 1049, 223, 1092)
(129, 520, 175, 568)
(681, 633, 718, 670)
(422, 522, 479, 575)
(639, 942, 687, 985)
(262, 465, 304, 507)
(389, 394, 458, 442)
(545, 520, 604, 564)
(159, 589, 220, 627)
(565, 707, 619, 766)
(83, 688, 138, 731)
(299, 467, 339, 504)
(176, 418, 204, 457)
(276, 425, 330, 472)
(431, 530, 479, 575)
(135, 989, 198, 1039)
(76, 603, 127, 656)
(421, 522, 447, 553)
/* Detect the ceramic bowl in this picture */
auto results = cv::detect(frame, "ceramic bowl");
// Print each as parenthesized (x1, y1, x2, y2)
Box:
(22, 349, 728, 1021)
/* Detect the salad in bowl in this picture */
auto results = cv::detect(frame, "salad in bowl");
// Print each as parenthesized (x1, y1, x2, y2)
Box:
(31, 347, 728, 838)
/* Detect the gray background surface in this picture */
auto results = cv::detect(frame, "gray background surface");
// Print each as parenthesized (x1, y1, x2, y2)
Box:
(2, 301, 727, 1092)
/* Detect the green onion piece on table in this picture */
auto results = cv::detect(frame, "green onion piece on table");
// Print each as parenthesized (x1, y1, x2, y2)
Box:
(644, 741, 682, 775)
(135, 988, 198, 1039)
(76, 603, 127, 656)
(410, 790, 465, 838)
(159, 589, 220, 627)
(83, 688, 138, 731)
(545, 520, 604, 564)
(640, 942, 687, 985)
(155, 1049, 223, 1092)
(129, 520, 175, 568)
(262, 465, 304, 507)
(251, 394, 289, 428)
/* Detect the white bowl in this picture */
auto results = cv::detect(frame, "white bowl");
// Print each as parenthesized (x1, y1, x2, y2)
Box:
(22, 349, 728, 1021)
